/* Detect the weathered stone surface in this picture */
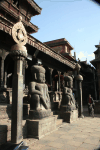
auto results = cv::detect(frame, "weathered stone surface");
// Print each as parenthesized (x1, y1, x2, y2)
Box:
(29, 65, 51, 115)
(0, 104, 30, 120)
(61, 75, 76, 111)
(0, 104, 12, 119)
(0, 125, 7, 145)
(29, 109, 51, 119)
(23, 103, 30, 116)
(94, 100, 100, 114)
(0, 119, 27, 142)
(60, 107, 78, 123)
(27, 116, 56, 139)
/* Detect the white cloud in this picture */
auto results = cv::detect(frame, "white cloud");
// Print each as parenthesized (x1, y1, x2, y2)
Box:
(76, 51, 95, 62)
(88, 53, 95, 57)
(77, 28, 84, 32)
(78, 51, 86, 59)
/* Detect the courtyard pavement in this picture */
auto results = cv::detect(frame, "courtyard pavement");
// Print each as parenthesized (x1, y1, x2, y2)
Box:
(23, 106, 100, 150)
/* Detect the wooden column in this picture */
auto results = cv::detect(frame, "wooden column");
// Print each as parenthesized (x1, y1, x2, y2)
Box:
(49, 68, 53, 91)
(4, 71, 7, 88)
(93, 69, 97, 100)
(0, 58, 4, 88)
(58, 71, 61, 92)
(97, 63, 100, 100)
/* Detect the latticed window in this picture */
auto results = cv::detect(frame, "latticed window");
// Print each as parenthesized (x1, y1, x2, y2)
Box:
(12, 0, 19, 8)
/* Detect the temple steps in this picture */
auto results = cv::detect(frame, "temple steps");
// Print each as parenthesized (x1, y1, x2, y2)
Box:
(52, 111, 63, 127)
(0, 119, 27, 143)
(56, 118, 63, 127)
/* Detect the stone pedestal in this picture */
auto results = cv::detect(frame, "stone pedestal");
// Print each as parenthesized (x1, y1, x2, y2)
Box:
(29, 109, 51, 119)
(60, 105, 78, 123)
(27, 116, 56, 139)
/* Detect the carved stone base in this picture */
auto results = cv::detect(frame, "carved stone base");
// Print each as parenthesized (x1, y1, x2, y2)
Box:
(27, 116, 56, 139)
(29, 109, 51, 119)
(60, 105, 76, 111)
(60, 105, 78, 123)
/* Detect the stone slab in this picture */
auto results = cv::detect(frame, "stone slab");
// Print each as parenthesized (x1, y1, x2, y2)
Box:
(27, 116, 56, 139)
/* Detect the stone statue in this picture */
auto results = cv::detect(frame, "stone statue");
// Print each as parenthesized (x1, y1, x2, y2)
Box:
(62, 75, 76, 111)
(29, 65, 51, 111)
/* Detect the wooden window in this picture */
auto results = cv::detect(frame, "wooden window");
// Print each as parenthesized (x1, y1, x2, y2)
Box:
(12, 0, 19, 8)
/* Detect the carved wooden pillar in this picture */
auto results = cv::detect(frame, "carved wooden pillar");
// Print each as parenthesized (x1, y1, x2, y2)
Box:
(0, 58, 4, 88)
(4, 71, 7, 88)
(97, 63, 100, 100)
(49, 68, 53, 91)
(58, 71, 61, 92)
(23, 59, 26, 89)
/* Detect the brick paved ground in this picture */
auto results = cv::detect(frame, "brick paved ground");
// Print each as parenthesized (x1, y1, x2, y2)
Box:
(23, 106, 100, 150)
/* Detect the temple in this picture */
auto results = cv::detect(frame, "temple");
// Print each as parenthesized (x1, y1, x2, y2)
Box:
(0, 0, 83, 148)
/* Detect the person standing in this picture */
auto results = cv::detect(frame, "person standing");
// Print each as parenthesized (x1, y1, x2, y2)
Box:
(88, 94, 95, 115)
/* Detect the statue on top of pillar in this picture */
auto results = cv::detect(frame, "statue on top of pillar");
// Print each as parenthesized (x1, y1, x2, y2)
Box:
(28, 64, 51, 119)
(61, 75, 76, 111)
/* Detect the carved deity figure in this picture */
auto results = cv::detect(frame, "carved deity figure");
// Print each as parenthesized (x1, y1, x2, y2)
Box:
(29, 65, 51, 111)
(62, 76, 76, 111)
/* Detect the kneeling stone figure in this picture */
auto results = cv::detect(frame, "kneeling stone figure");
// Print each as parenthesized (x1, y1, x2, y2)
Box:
(29, 65, 51, 119)
(62, 76, 76, 111)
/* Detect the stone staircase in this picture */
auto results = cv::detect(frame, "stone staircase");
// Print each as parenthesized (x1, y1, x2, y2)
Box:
(0, 104, 63, 146)
(0, 119, 27, 144)
(52, 111, 63, 128)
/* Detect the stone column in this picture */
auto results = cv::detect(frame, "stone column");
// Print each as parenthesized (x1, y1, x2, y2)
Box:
(76, 74, 83, 118)
(10, 44, 27, 144)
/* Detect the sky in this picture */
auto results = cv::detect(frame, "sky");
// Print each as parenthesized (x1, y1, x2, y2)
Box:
(31, 0, 100, 63)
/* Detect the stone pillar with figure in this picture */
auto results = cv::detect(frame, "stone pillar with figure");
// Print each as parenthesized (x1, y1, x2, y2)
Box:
(27, 65, 56, 139)
(10, 16, 27, 144)
(75, 63, 84, 118)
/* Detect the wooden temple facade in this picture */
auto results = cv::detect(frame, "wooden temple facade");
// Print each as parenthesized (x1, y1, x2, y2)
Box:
(0, 0, 84, 146)
(0, 0, 76, 105)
